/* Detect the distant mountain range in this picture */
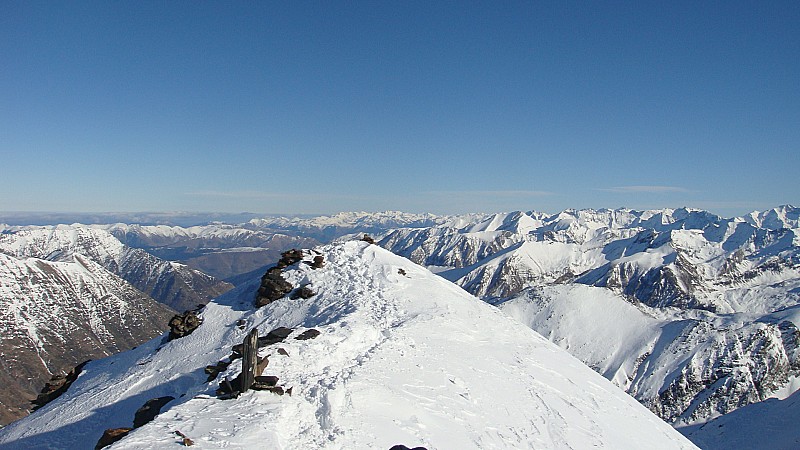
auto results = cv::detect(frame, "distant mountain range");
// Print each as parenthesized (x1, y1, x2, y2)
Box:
(379, 205, 800, 446)
(0, 206, 797, 447)
(0, 226, 232, 311)
(0, 212, 268, 227)
(90, 223, 320, 282)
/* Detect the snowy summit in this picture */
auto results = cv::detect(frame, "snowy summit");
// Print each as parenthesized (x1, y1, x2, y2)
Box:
(0, 241, 695, 449)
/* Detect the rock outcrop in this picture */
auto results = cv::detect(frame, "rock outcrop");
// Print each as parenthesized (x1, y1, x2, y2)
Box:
(168, 310, 203, 340)
(95, 428, 133, 449)
(255, 268, 293, 306)
(32, 360, 90, 410)
(255, 250, 311, 307)
(133, 396, 175, 428)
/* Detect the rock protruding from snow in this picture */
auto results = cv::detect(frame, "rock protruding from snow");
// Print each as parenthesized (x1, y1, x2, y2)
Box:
(255, 267, 294, 306)
(254, 250, 311, 307)
(132, 396, 175, 429)
(310, 255, 325, 269)
(294, 329, 321, 340)
(167, 310, 203, 340)
(290, 284, 316, 300)
(95, 428, 132, 449)
(32, 361, 90, 411)
(276, 249, 304, 268)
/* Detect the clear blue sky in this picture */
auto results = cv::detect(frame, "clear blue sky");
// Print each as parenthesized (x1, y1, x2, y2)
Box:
(2, 1, 798, 217)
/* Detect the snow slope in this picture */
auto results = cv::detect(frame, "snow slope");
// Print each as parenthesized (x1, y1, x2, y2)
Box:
(381, 206, 800, 442)
(679, 388, 800, 449)
(499, 285, 664, 389)
(499, 285, 800, 430)
(0, 242, 695, 449)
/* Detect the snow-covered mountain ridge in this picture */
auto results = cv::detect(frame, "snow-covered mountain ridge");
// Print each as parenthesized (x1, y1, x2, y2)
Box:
(0, 226, 236, 425)
(245, 211, 469, 243)
(0, 242, 696, 449)
(377, 205, 800, 447)
(248, 210, 450, 231)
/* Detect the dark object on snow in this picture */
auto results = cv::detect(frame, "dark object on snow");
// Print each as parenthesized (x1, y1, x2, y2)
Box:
(228, 353, 269, 394)
(32, 360, 90, 410)
(286, 386, 293, 396)
(250, 376, 284, 395)
(216, 377, 239, 399)
(276, 249, 304, 268)
(252, 375, 279, 390)
(205, 360, 231, 382)
(175, 430, 194, 446)
(291, 284, 316, 300)
(261, 326, 294, 345)
(398, 268, 407, 276)
(231, 327, 292, 359)
(389, 446, 428, 450)
(133, 396, 175, 428)
(95, 427, 132, 449)
(220, 329, 279, 398)
(233, 327, 294, 356)
(295, 329, 321, 341)
(240, 329, 259, 393)
(256, 355, 269, 375)
(264, 386, 284, 395)
(311, 255, 325, 269)
(256, 267, 294, 307)
(361, 234, 375, 244)
(277, 348, 289, 356)
(168, 310, 202, 340)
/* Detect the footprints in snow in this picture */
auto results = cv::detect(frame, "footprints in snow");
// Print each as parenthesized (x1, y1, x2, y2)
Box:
(449, 376, 473, 402)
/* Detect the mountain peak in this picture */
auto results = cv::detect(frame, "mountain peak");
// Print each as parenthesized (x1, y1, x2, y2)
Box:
(0, 241, 695, 449)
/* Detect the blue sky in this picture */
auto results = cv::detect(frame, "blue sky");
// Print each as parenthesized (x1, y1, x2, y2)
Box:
(2, 1, 798, 217)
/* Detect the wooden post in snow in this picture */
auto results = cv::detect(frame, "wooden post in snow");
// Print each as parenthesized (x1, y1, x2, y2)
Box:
(241, 328, 258, 393)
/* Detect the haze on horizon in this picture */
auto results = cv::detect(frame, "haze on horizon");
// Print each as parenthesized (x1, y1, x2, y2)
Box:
(2, 2, 798, 218)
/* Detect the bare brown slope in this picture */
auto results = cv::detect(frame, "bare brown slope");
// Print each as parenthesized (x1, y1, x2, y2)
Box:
(0, 253, 174, 425)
